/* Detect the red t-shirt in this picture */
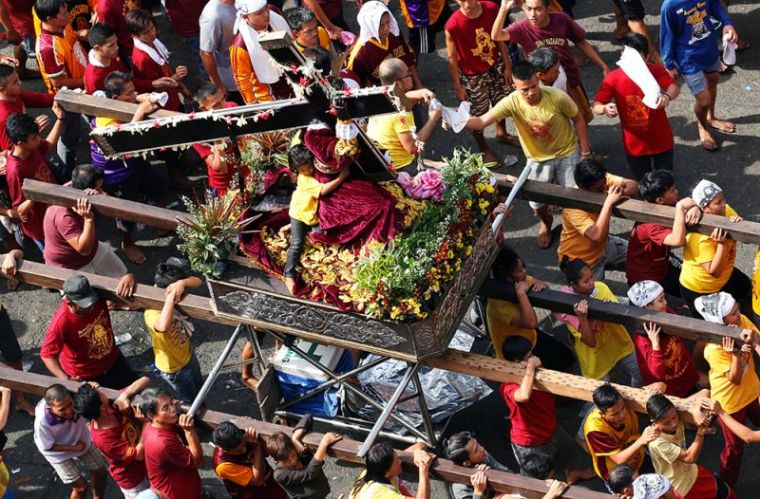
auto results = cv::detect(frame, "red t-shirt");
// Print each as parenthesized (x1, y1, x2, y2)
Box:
(633, 309, 700, 398)
(316, 0, 341, 19)
(90, 406, 148, 489)
(143, 424, 202, 499)
(131, 44, 182, 111)
(2, 0, 34, 38)
(84, 57, 128, 94)
(507, 13, 586, 88)
(0, 91, 54, 151)
(625, 222, 672, 284)
(40, 299, 119, 379)
(347, 35, 417, 87)
(6, 140, 56, 241)
(444, 1, 502, 75)
(193, 102, 249, 193)
(43, 205, 96, 269)
(163, 0, 205, 37)
(500, 382, 556, 446)
(97, 0, 141, 60)
(594, 65, 675, 156)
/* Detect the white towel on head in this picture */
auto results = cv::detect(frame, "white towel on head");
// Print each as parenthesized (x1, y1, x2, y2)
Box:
(691, 179, 722, 208)
(133, 38, 171, 67)
(234, 0, 291, 84)
(633, 474, 671, 499)
(627, 280, 664, 308)
(695, 292, 736, 325)
(357, 1, 399, 47)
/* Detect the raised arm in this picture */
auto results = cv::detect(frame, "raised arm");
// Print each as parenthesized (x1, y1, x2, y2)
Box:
(583, 186, 624, 243)
(513, 356, 541, 403)
(491, 0, 514, 42)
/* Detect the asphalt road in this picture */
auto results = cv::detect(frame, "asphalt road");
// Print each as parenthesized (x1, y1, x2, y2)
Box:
(2, 0, 759, 497)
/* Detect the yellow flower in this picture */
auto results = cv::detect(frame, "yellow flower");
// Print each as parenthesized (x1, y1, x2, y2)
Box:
(446, 250, 454, 259)
(478, 199, 490, 210)
(464, 245, 473, 256)
(466, 199, 473, 208)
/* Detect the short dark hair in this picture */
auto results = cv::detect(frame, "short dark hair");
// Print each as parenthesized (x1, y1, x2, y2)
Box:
(646, 393, 675, 421)
(154, 262, 189, 288)
(301, 47, 331, 75)
(89, 23, 116, 48)
(624, 33, 649, 56)
(521, 452, 554, 479)
(44, 383, 70, 405)
(501, 336, 533, 362)
(511, 61, 536, 82)
(288, 144, 314, 172)
(559, 257, 588, 285)
(491, 245, 520, 281)
(71, 164, 104, 190)
(284, 7, 316, 32)
(574, 159, 607, 189)
(639, 169, 675, 202)
(73, 383, 103, 420)
(264, 431, 297, 461)
(443, 431, 472, 465)
(7, 112, 39, 144)
(125, 9, 155, 35)
(195, 81, 220, 105)
(35, 0, 66, 22)
(103, 71, 133, 98)
(0, 64, 16, 88)
(527, 47, 559, 73)
(593, 383, 623, 412)
(138, 387, 173, 419)
(608, 465, 635, 493)
(212, 421, 245, 451)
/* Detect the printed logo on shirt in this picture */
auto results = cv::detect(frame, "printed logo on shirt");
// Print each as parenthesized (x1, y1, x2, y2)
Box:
(78, 309, 114, 360)
(470, 28, 495, 66)
(682, 3, 711, 45)
(624, 94, 649, 130)
(527, 119, 553, 141)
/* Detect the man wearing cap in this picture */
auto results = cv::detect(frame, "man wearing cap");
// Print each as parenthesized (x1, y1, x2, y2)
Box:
(40, 275, 138, 389)
(229, 0, 293, 104)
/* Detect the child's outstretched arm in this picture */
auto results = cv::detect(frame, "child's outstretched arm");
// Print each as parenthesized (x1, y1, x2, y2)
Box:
(314, 432, 342, 462)
(512, 356, 541, 403)
(153, 288, 179, 333)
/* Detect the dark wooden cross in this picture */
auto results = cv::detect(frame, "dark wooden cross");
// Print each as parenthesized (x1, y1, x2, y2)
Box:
(77, 32, 402, 183)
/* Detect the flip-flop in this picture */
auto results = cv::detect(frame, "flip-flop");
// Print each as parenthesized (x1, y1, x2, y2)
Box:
(710, 122, 736, 134)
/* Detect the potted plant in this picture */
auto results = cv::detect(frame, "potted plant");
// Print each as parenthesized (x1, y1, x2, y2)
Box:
(177, 189, 244, 277)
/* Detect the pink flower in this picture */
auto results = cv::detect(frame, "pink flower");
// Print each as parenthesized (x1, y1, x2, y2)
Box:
(397, 170, 445, 202)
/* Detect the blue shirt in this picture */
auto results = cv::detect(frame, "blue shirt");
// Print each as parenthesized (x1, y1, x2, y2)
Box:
(659, 0, 732, 75)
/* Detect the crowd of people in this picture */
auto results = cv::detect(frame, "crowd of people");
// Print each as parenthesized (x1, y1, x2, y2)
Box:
(0, 0, 756, 497)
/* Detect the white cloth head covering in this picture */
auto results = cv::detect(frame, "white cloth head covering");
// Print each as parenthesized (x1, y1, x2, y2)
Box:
(692, 179, 722, 208)
(695, 292, 736, 325)
(133, 38, 171, 66)
(234, 0, 292, 84)
(357, 1, 400, 47)
(627, 280, 664, 308)
(633, 474, 671, 499)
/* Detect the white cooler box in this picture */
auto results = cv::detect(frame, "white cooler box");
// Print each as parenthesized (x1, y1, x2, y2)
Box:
(272, 339, 345, 381)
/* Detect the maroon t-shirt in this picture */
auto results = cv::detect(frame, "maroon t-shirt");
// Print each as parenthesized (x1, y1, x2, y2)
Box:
(0, 91, 54, 151)
(84, 58, 128, 94)
(2, 0, 34, 38)
(444, 1, 502, 75)
(163, 0, 206, 37)
(40, 299, 119, 379)
(347, 35, 417, 87)
(594, 65, 675, 156)
(97, 0, 141, 60)
(507, 12, 586, 88)
(90, 406, 148, 489)
(6, 140, 56, 241)
(131, 44, 182, 111)
(500, 382, 556, 446)
(43, 205, 96, 269)
(143, 424, 202, 499)
(625, 222, 673, 284)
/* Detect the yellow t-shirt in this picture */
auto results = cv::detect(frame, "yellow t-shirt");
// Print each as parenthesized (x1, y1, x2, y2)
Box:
(703, 315, 760, 414)
(557, 174, 624, 268)
(289, 174, 323, 226)
(95, 117, 120, 128)
(679, 205, 738, 293)
(584, 405, 642, 480)
(485, 277, 538, 358)
(349, 476, 406, 499)
(491, 86, 578, 162)
(648, 423, 698, 497)
(563, 282, 634, 379)
(144, 308, 193, 374)
(751, 249, 760, 316)
(366, 111, 416, 170)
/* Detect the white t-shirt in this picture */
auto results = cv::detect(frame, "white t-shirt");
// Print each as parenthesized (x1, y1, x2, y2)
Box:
(199, 0, 238, 90)
(33, 399, 91, 464)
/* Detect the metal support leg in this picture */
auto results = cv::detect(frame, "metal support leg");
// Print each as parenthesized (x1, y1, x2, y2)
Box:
(188, 324, 244, 417)
(412, 369, 436, 449)
(246, 325, 266, 376)
(357, 362, 419, 458)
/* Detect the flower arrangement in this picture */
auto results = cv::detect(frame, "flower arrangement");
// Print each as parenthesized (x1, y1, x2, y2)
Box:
(396, 169, 445, 202)
(350, 148, 497, 321)
(177, 189, 244, 276)
(239, 131, 292, 173)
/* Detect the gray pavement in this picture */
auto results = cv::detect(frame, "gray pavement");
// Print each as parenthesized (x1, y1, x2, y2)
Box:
(2, 0, 760, 497)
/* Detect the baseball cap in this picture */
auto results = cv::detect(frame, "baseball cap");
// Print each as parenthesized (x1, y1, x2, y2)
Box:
(62, 275, 99, 309)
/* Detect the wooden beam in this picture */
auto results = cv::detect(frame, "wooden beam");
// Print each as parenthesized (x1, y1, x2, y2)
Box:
(22, 179, 189, 232)
(495, 174, 760, 245)
(9, 260, 698, 424)
(0, 368, 607, 498)
(479, 279, 742, 344)
(55, 89, 180, 123)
